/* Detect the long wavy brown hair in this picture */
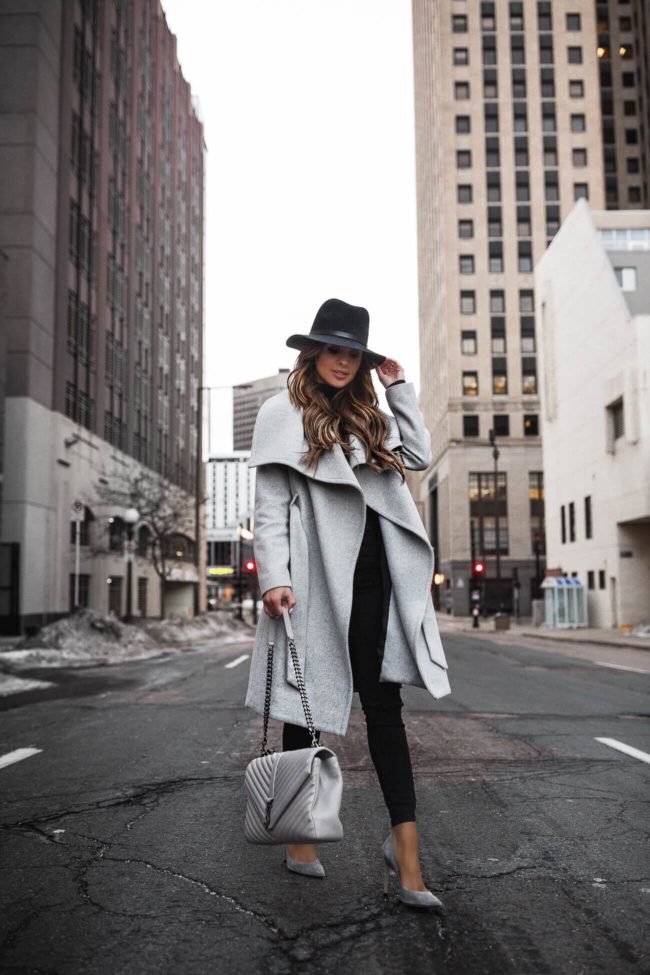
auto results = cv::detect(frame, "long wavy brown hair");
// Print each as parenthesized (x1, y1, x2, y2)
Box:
(286, 344, 406, 482)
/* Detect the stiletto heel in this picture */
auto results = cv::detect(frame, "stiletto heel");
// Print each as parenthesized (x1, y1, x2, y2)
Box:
(382, 835, 444, 910)
(383, 860, 392, 896)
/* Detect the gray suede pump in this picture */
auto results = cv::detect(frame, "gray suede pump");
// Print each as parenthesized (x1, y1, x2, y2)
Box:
(284, 852, 326, 878)
(382, 835, 444, 910)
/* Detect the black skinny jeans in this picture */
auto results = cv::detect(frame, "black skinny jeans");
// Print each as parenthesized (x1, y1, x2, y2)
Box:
(282, 506, 416, 827)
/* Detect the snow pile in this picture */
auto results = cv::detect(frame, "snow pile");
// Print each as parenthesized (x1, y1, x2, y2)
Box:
(143, 611, 252, 645)
(1, 609, 252, 668)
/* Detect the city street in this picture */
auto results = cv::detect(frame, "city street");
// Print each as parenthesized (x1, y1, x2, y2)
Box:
(1, 628, 649, 974)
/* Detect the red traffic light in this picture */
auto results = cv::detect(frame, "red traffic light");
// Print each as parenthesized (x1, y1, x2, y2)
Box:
(473, 560, 486, 575)
(243, 559, 257, 573)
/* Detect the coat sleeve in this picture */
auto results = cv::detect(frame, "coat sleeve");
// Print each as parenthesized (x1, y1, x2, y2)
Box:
(384, 381, 432, 471)
(252, 463, 293, 597)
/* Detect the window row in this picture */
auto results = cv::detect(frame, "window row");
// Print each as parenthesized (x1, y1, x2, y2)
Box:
(463, 414, 539, 438)
(461, 324, 535, 356)
(454, 109, 586, 136)
(462, 361, 537, 397)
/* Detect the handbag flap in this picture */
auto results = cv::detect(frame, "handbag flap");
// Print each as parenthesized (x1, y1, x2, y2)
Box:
(267, 746, 336, 831)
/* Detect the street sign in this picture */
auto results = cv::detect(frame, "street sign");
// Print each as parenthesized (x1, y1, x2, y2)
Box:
(70, 499, 85, 522)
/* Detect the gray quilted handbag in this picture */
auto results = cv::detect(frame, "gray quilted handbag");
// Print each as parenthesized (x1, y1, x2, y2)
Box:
(244, 606, 344, 845)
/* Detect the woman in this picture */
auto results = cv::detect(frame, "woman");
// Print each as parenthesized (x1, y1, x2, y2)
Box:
(245, 298, 450, 909)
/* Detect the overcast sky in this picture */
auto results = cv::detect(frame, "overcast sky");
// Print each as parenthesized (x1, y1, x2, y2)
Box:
(161, 0, 419, 450)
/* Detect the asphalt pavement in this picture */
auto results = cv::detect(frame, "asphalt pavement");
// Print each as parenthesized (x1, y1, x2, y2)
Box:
(0, 626, 649, 974)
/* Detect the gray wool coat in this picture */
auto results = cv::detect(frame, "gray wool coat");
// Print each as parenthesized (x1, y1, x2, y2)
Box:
(244, 381, 451, 737)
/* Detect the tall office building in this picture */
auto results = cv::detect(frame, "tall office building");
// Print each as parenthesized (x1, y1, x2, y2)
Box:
(0, 1, 204, 630)
(412, 0, 649, 615)
(233, 369, 290, 450)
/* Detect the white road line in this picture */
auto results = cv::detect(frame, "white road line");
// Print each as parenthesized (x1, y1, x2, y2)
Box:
(0, 747, 43, 770)
(594, 738, 650, 765)
(593, 661, 650, 675)
(224, 654, 250, 670)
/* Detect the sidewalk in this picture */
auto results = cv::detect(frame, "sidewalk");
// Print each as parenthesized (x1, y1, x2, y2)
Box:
(436, 613, 650, 652)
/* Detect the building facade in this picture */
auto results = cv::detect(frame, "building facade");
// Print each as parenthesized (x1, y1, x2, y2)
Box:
(205, 453, 255, 603)
(233, 369, 290, 451)
(535, 202, 649, 628)
(0, 1, 205, 632)
(411, 0, 648, 615)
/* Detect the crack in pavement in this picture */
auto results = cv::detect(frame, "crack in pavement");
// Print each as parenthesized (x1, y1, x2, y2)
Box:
(0, 773, 242, 832)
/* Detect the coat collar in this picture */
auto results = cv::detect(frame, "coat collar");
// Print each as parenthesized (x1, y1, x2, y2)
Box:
(247, 389, 366, 487)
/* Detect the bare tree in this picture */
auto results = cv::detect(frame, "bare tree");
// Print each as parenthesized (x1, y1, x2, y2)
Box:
(93, 466, 197, 618)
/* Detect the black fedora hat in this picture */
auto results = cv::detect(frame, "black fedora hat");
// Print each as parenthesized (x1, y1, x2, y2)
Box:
(286, 298, 386, 367)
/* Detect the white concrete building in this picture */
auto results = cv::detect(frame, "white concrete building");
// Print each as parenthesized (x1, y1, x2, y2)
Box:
(205, 454, 255, 596)
(535, 201, 650, 629)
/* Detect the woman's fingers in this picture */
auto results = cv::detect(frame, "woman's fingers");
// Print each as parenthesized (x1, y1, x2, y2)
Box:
(263, 586, 295, 618)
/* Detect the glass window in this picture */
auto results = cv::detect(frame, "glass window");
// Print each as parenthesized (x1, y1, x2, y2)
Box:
(628, 186, 642, 203)
(545, 173, 559, 201)
(463, 415, 479, 437)
(458, 219, 474, 239)
(624, 100, 637, 116)
(456, 114, 471, 133)
(490, 290, 505, 313)
(483, 69, 498, 98)
(599, 570, 606, 590)
(620, 16, 632, 31)
(574, 182, 589, 200)
(568, 501, 576, 542)
(572, 148, 587, 166)
(571, 113, 586, 132)
(460, 291, 476, 314)
(561, 504, 566, 544)
(622, 72, 635, 88)
(489, 241, 503, 273)
(512, 69, 527, 98)
(523, 414, 538, 436)
(539, 37, 554, 65)
(614, 266, 637, 291)
(455, 81, 471, 100)
(469, 472, 508, 555)
(518, 242, 533, 272)
(569, 79, 584, 98)
(487, 172, 501, 201)
(568, 46, 583, 64)
(457, 184, 473, 203)
(519, 289, 535, 313)
(457, 150, 472, 168)
(484, 104, 499, 132)
(627, 158, 640, 174)
(522, 358, 537, 394)
(459, 254, 475, 274)
(493, 414, 509, 436)
(452, 14, 468, 32)
(584, 495, 592, 539)
(516, 173, 530, 201)
(511, 38, 525, 65)
(463, 372, 479, 396)
(542, 106, 556, 132)
(492, 359, 507, 394)
(453, 47, 469, 65)
(513, 106, 527, 132)
(482, 36, 497, 65)
(625, 128, 639, 145)
(619, 44, 633, 59)
(566, 13, 581, 30)
(462, 330, 477, 354)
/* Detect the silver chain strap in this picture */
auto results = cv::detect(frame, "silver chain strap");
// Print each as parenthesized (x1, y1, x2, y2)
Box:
(259, 613, 319, 755)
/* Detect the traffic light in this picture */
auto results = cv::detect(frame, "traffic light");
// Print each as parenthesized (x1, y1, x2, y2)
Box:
(243, 558, 257, 574)
(473, 560, 486, 577)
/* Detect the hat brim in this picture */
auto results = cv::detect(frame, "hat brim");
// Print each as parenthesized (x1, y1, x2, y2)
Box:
(286, 333, 386, 368)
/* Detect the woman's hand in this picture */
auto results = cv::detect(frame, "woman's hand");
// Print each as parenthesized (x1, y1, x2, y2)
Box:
(375, 357, 405, 388)
(262, 586, 296, 619)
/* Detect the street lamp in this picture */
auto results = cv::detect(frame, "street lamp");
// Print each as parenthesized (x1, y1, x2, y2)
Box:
(488, 428, 502, 612)
(123, 507, 139, 623)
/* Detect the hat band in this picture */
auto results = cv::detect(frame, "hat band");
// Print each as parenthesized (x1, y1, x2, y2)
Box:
(311, 327, 367, 347)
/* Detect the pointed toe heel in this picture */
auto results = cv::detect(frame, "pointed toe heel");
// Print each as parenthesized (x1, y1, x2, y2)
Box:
(284, 853, 326, 878)
(382, 834, 444, 911)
